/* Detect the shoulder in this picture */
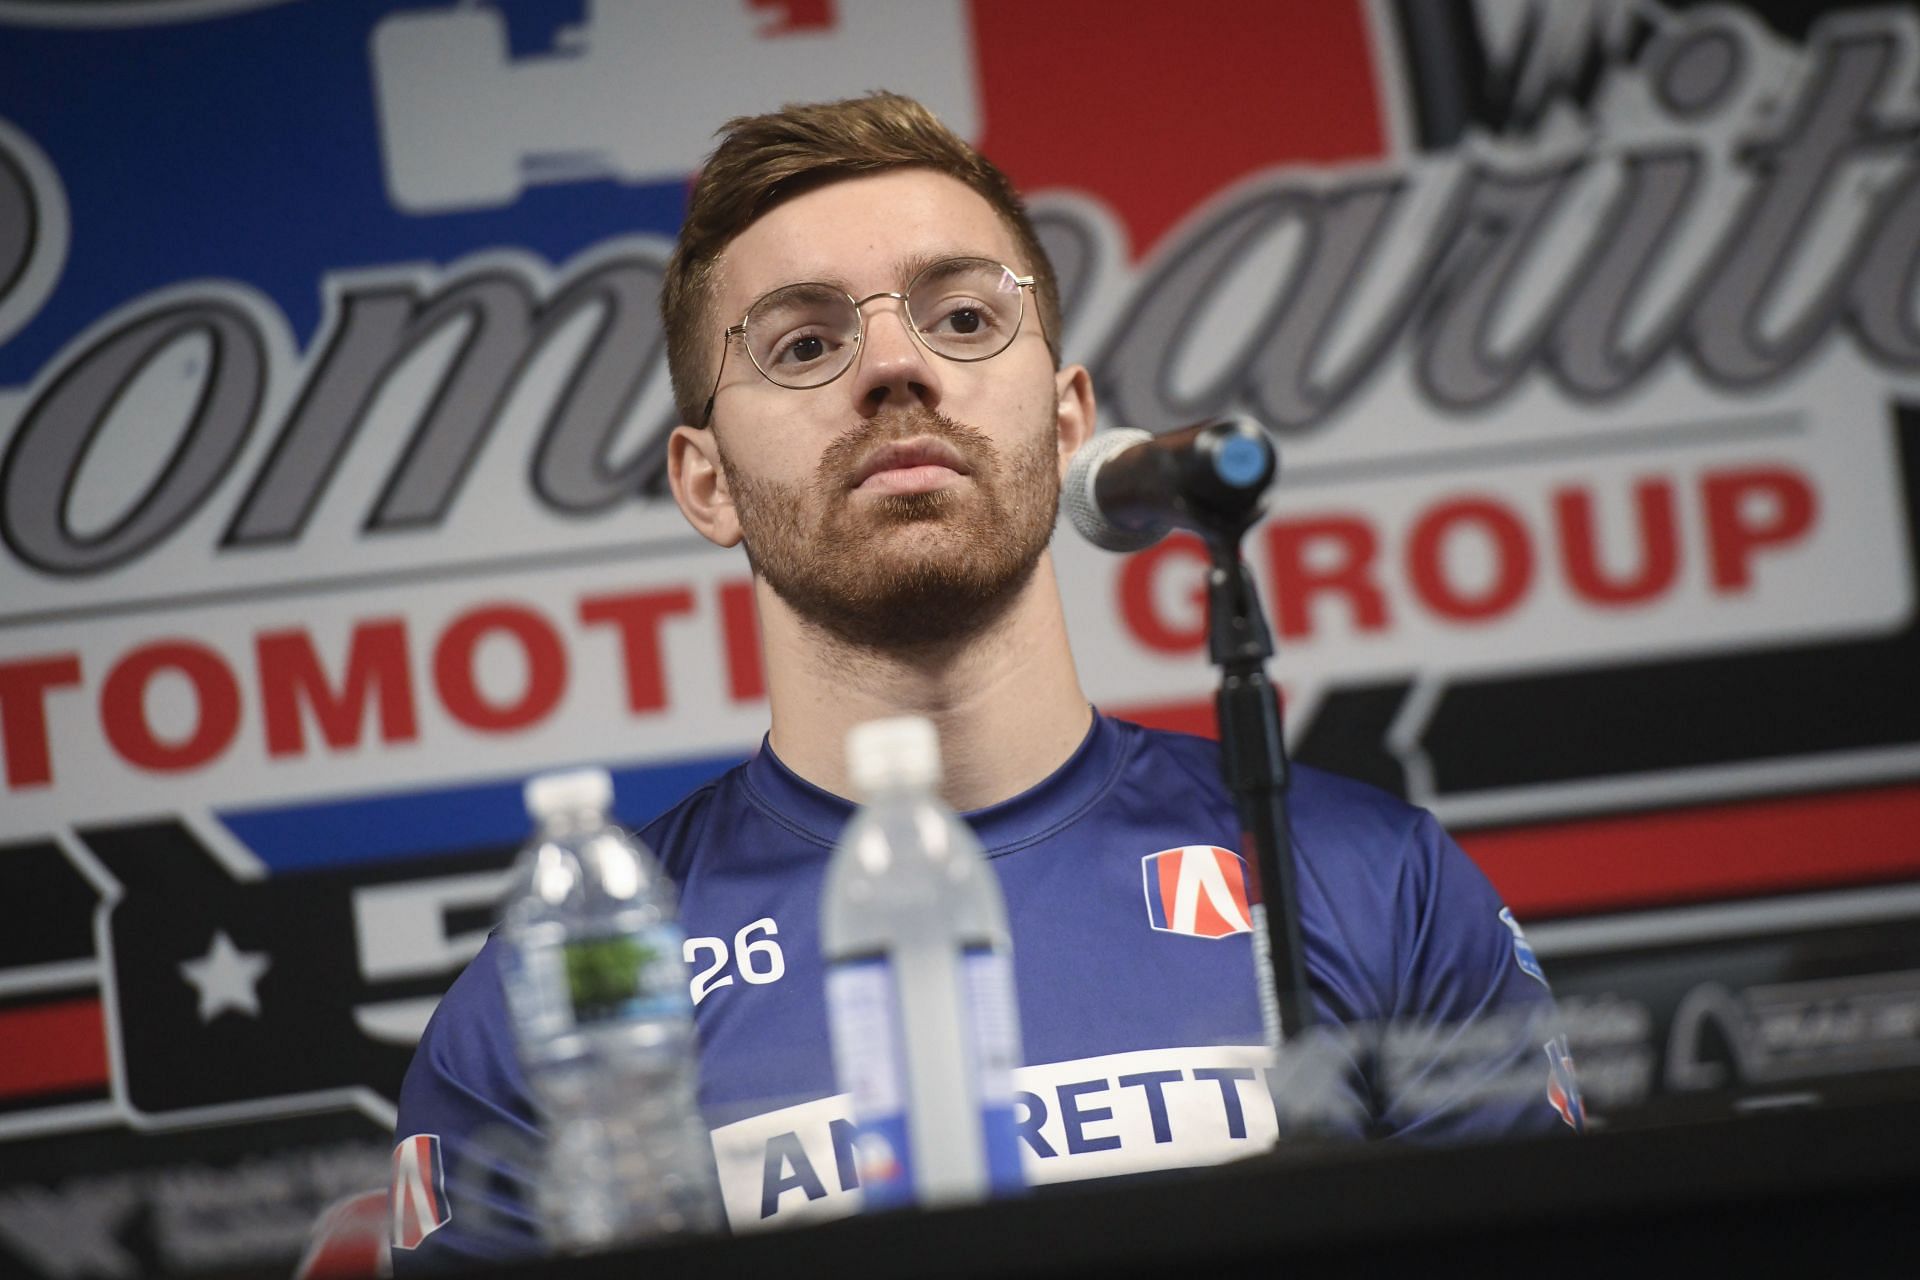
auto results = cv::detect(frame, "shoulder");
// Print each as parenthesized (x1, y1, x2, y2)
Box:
(392, 936, 544, 1268)
(1115, 718, 1433, 866)
(399, 935, 520, 1118)
(637, 765, 751, 883)
(1113, 718, 1514, 972)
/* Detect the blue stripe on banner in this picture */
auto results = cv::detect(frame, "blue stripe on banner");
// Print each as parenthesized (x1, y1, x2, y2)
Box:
(218, 752, 746, 873)
(0, 0, 690, 380)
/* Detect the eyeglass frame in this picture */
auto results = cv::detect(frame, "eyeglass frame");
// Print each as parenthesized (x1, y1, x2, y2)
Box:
(697, 257, 1052, 427)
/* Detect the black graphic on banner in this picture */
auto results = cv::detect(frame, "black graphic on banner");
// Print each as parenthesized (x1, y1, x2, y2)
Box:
(0, 1111, 388, 1280)
(1549, 904, 1920, 1126)
(1391, 0, 1651, 147)
(0, 839, 95, 969)
(1290, 681, 1415, 797)
(82, 822, 513, 1118)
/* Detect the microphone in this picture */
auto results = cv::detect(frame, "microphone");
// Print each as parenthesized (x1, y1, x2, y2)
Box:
(1064, 416, 1278, 551)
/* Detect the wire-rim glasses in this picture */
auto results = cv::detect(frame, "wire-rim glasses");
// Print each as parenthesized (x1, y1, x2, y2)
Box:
(699, 257, 1041, 426)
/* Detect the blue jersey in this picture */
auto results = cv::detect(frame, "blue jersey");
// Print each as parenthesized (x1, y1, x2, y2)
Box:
(390, 715, 1574, 1269)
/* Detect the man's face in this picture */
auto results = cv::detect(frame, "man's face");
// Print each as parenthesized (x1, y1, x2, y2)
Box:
(683, 169, 1081, 650)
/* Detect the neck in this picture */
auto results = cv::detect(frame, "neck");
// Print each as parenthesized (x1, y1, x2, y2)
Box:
(758, 551, 1092, 811)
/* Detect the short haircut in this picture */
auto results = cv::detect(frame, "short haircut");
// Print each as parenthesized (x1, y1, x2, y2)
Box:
(662, 91, 1062, 426)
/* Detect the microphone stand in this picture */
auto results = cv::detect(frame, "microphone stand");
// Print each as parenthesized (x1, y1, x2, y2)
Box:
(1075, 416, 1319, 1138)
(1172, 421, 1317, 1139)
(1204, 538, 1311, 1053)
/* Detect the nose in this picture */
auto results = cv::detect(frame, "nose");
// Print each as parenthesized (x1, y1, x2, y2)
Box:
(847, 292, 942, 417)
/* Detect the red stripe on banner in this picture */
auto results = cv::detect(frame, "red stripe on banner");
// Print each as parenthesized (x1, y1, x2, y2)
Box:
(0, 998, 109, 1099)
(1460, 784, 1920, 918)
(1110, 700, 1920, 915)
(971, 0, 1386, 255)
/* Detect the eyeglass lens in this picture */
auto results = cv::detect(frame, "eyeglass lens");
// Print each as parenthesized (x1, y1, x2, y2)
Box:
(742, 258, 1025, 388)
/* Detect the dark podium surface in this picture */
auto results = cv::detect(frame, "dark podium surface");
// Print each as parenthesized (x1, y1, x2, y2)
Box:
(457, 1097, 1920, 1278)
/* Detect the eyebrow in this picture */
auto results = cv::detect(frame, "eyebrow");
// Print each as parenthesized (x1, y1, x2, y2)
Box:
(749, 248, 1002, 303)
(890, 248, 991, 286)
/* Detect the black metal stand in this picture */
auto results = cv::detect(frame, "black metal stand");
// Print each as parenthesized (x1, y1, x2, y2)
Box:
(1205, 540, 1313, 1055)
(1083, 415, 1313, 1129)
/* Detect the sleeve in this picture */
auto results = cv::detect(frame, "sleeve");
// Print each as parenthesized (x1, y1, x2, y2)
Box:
(389, 936, 547, 1273)
(1372, 812, 1584, 1142)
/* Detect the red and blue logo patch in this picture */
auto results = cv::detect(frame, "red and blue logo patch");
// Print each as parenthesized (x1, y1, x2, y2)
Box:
(1545, 1035, 1587, 1132)
(390, 1132, 452, 1250)
(1142, 846, 1254, 940)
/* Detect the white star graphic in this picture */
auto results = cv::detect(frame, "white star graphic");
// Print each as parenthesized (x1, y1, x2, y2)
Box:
(178, 931, 271, 1023)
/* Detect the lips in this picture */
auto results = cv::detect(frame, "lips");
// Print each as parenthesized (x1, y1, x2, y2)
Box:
(851, 437, 974, 491)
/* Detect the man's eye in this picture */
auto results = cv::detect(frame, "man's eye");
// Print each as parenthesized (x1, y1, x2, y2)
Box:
(927, 301, 994, 336)
(775, 333, 831, 364)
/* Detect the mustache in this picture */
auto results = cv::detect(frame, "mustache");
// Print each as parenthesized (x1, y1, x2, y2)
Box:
(817, 409, 997, 490)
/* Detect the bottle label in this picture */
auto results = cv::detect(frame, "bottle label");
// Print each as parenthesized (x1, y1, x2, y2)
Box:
(824, 949, 1026, 1209)
(824, 956, 916, 1209)
(961, 947, 1025, 1193)
(507, 924, 690, 1039)
(562, 926, 690, 1025)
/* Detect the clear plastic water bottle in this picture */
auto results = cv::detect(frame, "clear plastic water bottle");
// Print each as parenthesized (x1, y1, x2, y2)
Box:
(821, 717, 1025, 1210)
(497, 767, 723, 1250)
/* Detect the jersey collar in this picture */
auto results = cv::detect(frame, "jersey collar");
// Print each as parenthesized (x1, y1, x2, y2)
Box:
(741, 709, 1130, 855)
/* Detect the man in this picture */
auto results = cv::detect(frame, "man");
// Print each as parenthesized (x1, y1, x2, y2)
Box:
(391, 92, 1573, 1270)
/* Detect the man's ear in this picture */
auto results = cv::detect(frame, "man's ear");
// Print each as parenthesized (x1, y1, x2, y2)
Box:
(666, 424, 743, 548)
(1054, 363, 1097, 477)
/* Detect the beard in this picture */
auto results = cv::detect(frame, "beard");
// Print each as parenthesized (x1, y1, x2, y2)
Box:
(719, 406, 1062, 651)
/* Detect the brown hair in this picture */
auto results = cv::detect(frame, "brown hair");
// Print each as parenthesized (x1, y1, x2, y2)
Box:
(662, 91, 1062, 426)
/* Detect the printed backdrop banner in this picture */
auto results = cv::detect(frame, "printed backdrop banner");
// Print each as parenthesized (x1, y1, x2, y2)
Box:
(2, 1, 1919, 1275)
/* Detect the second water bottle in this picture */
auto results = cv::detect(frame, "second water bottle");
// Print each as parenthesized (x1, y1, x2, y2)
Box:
(497, 767, 724, 1250)
(821, 716, 1026, 1210)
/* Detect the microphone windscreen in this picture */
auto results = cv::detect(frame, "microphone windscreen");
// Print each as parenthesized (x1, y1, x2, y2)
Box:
(1063, 427, 1166, 552)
